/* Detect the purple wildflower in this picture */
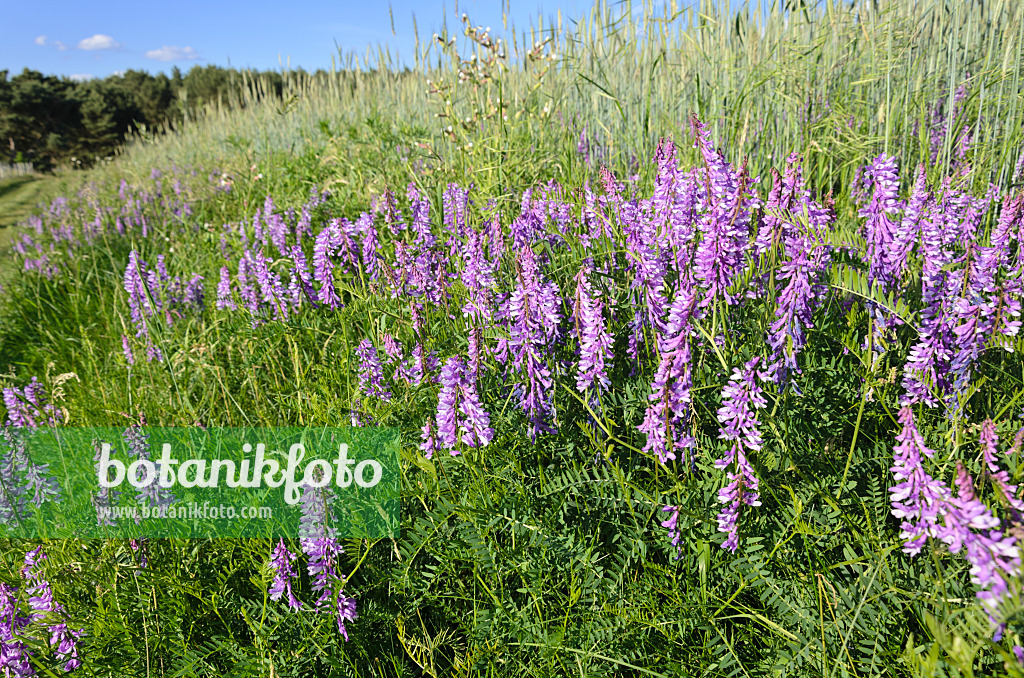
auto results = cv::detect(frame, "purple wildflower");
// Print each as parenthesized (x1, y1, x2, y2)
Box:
(435, 355, 493, 452)
(269, 540, 302, 610)
(420, 420, 437, 460)
(461, 227, 497, 320)
(216, 267, 236, 310)
(313, 221, 341, 309)
(335, 595, 358, 641)
(713, 357, 767, 553)
(354, 339, 392, 402)
(21, 547, 84, 671)
(0, 582, 32, 676)
(889, 407, 950, 555)
(503, 245, 561, 441)
(766, 247, 814, 388)
(889, 165, 930, 281)
(937, 462, 1020, 631)
(24, 548, 55, 621)
(398, 343, 431, 387)
(691, 115, 759, 306)
(297, 480, 350, 616)
(381, 334, 403, 364)
(467, 327, 483, 382)
(123, 251, 154, 350)
(48, 623, 83, 671)
(357, 213, 381, 281)
(3, 378, 58, 428)
(660, 505, 682, 559)
(487, 213, 505, 262)
(247, 250, 290, 321)
(574, 268, 613, 394)
(650, 138, 699, 270)
(980, 420, 1024, 516)
(374, 189, 404, 235)
(302, 535, 341, 608)
(123, 250, 203, 358)
(902, 297, 954, 406)
(264, 197, 290, 256)
(408, 184, 435, 248)
(858, 153, 903, 290)
(639, 282, 697, 465)
(234, 255, 258, 318)
(443, 184, 470, 239)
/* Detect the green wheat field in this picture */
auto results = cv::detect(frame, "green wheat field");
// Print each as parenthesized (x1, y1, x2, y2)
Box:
(2, 0, 1024, 675)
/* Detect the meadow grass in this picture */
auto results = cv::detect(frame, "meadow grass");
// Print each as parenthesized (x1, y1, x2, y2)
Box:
(0, 0, 1023, 675)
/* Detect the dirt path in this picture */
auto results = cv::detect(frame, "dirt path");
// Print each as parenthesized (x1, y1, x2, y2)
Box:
(0, 175, 49, 283)
(0, 174, 49, 228)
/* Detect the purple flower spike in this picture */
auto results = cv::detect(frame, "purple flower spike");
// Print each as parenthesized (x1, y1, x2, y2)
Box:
(216, 267, 236, 310)
(49, 622, 84, 671)
(18, 547, 85, 671)
(574, 268, 613, 394)
(313, 221, 341, 309)
(336, 594, 358, 641)
(436, 355, 494, 453)
(354, 339, 392, 402)
(765, 247, 814, 388)
(889, 407, 950, 555)
(122, 250, 204, 358)
(713, 357, 767, 553)
(408, 184, 435, 248)
(660, 505, 682, 559)
(420, 420, 437, 460)
(443, 184, 470, 238)
(502, 245, 562, 441)
(979, 420, 1024, 516)
(639, 282, 697, 465)
(690, 115, 760, 307)
(269, 539, 302, 610)
(858, 153, 904, 290)
(936, 461, 1020, 627)
(3, 377, 60, 428)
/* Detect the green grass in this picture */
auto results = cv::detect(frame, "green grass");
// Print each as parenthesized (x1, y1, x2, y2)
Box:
(0, 172, 86, 233)
(0, 175, 48, 229)
(0, 172, 84, 283)
(0, 175, 43, 282)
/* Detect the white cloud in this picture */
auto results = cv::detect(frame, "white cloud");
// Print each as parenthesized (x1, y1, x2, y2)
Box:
(69, 73, 94, 82)
(112, 69, 125, 76)
(36, 35, 68, 50)
(77, 34, 119, 51)
(144, 45, 199, 62)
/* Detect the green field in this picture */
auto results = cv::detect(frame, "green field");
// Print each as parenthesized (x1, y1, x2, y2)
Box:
(1, 0, 1024, 675)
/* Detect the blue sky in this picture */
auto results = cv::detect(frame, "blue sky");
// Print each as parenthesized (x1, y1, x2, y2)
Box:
(1, 0, 597, 80)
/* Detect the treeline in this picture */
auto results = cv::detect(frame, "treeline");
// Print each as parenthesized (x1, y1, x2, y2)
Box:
(0, 66, 298, 171)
